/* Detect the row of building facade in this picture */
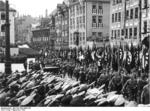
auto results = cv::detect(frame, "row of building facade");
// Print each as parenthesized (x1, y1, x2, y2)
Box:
(0, 0, 149, 50)
(32, 0, 111, 50)
(26, 0, 150, 50)
(0, 0, 16, 46)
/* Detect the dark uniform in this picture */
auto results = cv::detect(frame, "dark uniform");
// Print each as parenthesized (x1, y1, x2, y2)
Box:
(141, 81, 150, 104)
(73, 65, 80, 81)
(122, 75, 138, 101)
(79, 69, 86, 84)
(136, 76, 148, 104)
(108, 73, 122, 94)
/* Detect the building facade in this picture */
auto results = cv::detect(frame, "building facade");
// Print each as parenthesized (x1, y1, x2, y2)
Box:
(110, 0, 141, 46)
(69, 0, 110, 48)
(0, 0, 16, 46)
(32, 18, 51, 50)
(49, 14, 57, 50)
(141, 0, 150, 40)
(15, 15, 39, 44)
(54, 2, 69, 49)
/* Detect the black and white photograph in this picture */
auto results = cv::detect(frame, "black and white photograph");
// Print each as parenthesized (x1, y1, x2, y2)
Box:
(0, 0, 150, 109)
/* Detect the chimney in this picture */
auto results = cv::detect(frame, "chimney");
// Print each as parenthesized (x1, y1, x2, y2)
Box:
(45, 9, 48, 17)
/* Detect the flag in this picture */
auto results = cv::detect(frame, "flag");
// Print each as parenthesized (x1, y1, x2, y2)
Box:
(119, 42, 124, 67)
(112, 45, 118, 71)
(125, 49, 132, 73)
(130, 42, 136, 70)
(142, 48, 149, 73)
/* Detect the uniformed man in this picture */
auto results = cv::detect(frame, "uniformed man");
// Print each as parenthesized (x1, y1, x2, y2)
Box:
(79, 67, 86, 84)
(122, 73, 138, 101)
(137, 74, 148, 104)
(108, 72, 123, 94)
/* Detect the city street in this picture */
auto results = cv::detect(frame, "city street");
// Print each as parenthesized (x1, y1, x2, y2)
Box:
(0, 0, 150, 108)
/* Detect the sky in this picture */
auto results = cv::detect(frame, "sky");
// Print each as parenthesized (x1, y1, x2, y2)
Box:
(8, 0, 63, 17)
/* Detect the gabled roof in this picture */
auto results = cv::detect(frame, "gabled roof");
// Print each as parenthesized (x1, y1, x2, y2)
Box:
(0, 0, 16, 12)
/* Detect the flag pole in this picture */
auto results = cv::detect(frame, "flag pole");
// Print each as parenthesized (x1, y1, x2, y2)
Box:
(149, 35, 150, 82)
(5, 0, 11, 75)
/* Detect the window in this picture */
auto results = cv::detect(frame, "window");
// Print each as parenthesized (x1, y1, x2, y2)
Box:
(134, 27, 137, 38)
(92, 4, 96, 9)
(118, 30, 120, 37)
(1, 13, 6, 20)
(92, 16, 96, 23)
(129, 28, 132, 38)
(125, 29, 128, 38)
(98, 16, 102, 23)
(92, 32, 96, 36)
(83, 5, 85, 14)
(126, 10, 129, 20)
(118, 12, 121, 22)
(92, 4, 97, 13)
(77, 5, 79, 15)
(112, 30, 114, 38)
(98, 4, 102, 10)
(130, 9, 133, 19)
(83, 32, 85, 42)
(112, 14, 114, 23)
(83, 16, 85, 23)
(144, 0, 148, 9)
(79, 33, 82, 42)
(92, 16, 97, 27)
(113, 0, 116, 5)
(98, 4, 103, 14)
(98, 32, 102, 37)
(135, 7, 138, 19)
(115, 13, 117, 22)
(1, 25, 5, 32)
(121, 29, 124, 36)
(114, 30, 117, 39)
(143, 21, 147, 33)
(80, 6, 82, 14)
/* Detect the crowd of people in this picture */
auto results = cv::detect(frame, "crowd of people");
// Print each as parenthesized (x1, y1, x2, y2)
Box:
(36, 40, 149, 105)
(0, 38, 149, 106)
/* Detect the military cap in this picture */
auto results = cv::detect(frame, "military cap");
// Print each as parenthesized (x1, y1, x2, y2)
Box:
(48, 99, 60, 106)
(61, 95, 72, 106)
(114, 95, 125, 106)
(78, 84, 89, 92)
(17, 96, 26, 103)
(97, 98, 108, 106)
(44, 95, 55, 105)
(125, 101, 138, 107)
(20, 93, 36, 106)
(107, 94, 119, 103)
(70, 96, 85, 106)
(9, 81, 17, 88)
(54, 94, 64, 101)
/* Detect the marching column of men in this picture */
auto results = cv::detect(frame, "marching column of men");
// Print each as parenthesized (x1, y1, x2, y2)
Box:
(12, 37, 148, 105)
(38, 39, 150, 104)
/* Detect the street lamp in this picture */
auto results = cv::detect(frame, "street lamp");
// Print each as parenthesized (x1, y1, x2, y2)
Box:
(5, 0, 11, 75)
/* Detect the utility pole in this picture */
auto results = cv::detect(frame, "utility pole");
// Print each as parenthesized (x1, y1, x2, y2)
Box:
(5, 0, 11, 75)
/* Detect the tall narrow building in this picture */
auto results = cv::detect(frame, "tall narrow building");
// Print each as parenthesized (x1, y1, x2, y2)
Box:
(110, 0, 141, 46)
(0, 0, 16, 46)
(69, 0, 110, 48)
(54, 2, 69, 49)
(141, 0, 150, 40)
